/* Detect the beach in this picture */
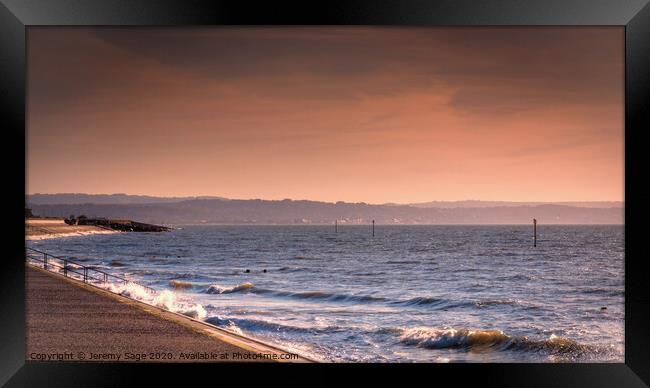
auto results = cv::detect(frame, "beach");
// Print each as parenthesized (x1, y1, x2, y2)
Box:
(26, 218, 117, 241)
(25, 265, 308, 362)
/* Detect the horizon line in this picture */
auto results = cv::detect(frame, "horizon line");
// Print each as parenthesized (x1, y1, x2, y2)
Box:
(25, 192, 625, 205)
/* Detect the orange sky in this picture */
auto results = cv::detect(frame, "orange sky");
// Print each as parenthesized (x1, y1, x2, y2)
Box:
(26, 27, 624, 204)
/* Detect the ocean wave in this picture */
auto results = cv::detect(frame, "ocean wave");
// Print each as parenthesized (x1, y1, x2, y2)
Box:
(252, 288, 386, 303)
(397, 327, 611, 356)
(206, 282, 255, 294)
(392, 297, 521, 310)
(393, 297, 451, 307)
(203, 283, 386, 303)
(152, 290, 207, 319)
(205, 316, 344, 335)
(399, 327, 510, 349)
(200, 315, 614, 360)
(293, 291, 383, 303)
(203, 281, 525, 311)
(169, 280, 195, 290)
(101, 281, 207, 320)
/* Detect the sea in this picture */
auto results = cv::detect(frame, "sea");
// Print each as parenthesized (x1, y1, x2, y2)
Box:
(27, 225, 624, 362)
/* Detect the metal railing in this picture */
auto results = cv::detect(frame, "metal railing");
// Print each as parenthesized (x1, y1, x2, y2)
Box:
(26, 247, 157, 294)
(25, 248, 314, 362)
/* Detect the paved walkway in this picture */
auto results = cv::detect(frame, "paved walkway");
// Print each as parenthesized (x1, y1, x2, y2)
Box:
(26, 266, 306, 362)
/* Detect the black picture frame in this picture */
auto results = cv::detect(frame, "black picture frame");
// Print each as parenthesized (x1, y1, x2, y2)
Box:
(1, 0, 648, 386)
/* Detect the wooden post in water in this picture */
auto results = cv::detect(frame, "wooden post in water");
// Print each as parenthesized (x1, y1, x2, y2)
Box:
(533, 218, 537, 247)
(372, 220, 375, 237)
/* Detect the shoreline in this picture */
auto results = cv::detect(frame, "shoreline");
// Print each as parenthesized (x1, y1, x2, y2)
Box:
(26, 264, 312, 363)
(26, 229, 118, 241)
(26, 218, 118, 241)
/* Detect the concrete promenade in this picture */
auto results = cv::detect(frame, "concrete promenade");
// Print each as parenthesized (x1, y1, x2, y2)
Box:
(26, 265, 309, 363)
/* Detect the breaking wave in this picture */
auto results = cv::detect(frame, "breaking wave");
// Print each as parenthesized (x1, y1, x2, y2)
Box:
(201, 314, 617, 360)
(206, 282, 255, 294)
(169, 280, 195, 290)
(397, 327, 614, 357)
(101, 281, 207, 320)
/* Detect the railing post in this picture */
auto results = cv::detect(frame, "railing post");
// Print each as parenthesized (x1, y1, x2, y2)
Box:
(84, 267, 88, 283)
(63, 259, 67, 277)
(43, 253, 47, 270)
(104, 273, 108, 284)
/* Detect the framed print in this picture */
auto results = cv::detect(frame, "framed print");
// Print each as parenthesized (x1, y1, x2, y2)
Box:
(1, 0, 649, 386)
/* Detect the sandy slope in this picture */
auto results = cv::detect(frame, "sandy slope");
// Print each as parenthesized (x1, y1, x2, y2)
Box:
(25, 218, 117, 240)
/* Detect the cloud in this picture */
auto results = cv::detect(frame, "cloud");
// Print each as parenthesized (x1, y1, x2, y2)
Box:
(29, 27, 623, 117)
(26, 27, 624, 202)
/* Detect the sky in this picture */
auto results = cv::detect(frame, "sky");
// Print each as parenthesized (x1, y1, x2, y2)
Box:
(27, 27, 624, 204)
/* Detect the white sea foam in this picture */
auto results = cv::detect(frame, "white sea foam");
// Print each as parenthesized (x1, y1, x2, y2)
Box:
(29, 258, 209, 321)
(100, 280, 207, 320)
(206, 282, 254, 294)
(396, 326, 604, 356)
(225, 321, 244, 335)
(399, 327, 510, 349)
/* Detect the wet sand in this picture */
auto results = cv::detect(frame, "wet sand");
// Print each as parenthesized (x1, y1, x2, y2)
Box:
(26, 218, 117, 240)
(26, 265, 308, 362)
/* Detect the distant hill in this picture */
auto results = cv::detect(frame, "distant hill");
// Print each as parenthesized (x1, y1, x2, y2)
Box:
(406, 200, 624, 208)
(26, 193, 227, 205)
(27, 197, 624, 225)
